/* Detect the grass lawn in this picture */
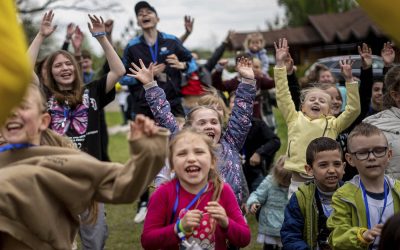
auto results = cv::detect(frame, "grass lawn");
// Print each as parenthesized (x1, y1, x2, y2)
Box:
(100, 110, 288, 250)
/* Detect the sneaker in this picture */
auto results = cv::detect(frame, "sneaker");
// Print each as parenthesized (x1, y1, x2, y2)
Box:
(134, 203, 147, 223)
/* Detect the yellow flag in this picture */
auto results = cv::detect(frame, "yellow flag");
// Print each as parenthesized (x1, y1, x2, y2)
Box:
(358, 0, 400, 44)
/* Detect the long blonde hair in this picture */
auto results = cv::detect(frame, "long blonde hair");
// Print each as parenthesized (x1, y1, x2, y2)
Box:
(168, 128, 223, 201)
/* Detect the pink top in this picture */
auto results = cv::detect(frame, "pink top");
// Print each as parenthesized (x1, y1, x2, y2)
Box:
(141, 179, 251, 249)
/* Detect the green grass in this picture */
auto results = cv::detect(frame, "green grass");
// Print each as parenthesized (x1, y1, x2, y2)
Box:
(101, 111, 288, 249)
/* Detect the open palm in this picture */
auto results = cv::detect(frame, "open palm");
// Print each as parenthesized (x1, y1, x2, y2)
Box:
(40, 10, 57, 38)
(87, 14, 105, 34)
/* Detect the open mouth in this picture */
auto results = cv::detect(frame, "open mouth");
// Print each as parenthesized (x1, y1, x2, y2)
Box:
(185, 166, 201, 174)
(6, 122, 23, 132)
(142, 19, 151, 24)
(366, 165, 381, 169)
(205, 131, 215, 140)
(311, 106, 320, 112)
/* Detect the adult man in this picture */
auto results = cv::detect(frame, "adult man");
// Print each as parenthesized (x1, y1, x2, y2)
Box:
(120, 1, 197, 118)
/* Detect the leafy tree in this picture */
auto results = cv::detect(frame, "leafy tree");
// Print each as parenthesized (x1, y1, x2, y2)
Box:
(278, 0, 357, 27)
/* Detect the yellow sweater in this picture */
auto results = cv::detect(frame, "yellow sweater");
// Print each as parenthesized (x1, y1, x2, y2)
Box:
(0, 129, 169, 250)
(0, 0, 32, 126)
(275, 66, 360, 174)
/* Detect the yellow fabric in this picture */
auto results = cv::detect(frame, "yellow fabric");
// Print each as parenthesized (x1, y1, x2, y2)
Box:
(274, 66, 360, 173)
(0, 1, 32, 126)
(358, 0, 400, 44)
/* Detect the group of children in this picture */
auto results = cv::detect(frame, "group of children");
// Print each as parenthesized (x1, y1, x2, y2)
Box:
(1, 1, 400, 250)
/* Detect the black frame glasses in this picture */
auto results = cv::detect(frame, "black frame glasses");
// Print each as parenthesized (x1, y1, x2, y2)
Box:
(349, 147, 388, 161)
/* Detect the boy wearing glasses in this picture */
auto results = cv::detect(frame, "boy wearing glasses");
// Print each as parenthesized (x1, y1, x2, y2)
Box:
(328, 122, 400, 250)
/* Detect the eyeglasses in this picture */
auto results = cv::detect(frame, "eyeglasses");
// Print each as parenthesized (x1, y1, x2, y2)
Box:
(349, 147, 388, 161)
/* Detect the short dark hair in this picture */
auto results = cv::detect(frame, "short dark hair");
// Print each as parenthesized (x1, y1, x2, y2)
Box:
(378, 213, 400, 250)
(347, 123, 387, 152)
(82, 50, 92, 60)
(134, 1, 157, 16)
(306, 137, 342, 166)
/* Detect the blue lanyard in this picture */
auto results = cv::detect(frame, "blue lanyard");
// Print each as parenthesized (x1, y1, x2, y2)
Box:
(0, 143, 35, 152)
(148, 38, 158, 63)
(360, 178, 388, 229)
(170, 181, 208, 224)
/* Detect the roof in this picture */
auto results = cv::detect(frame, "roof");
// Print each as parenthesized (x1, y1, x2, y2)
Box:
(230, 8, 384, 50)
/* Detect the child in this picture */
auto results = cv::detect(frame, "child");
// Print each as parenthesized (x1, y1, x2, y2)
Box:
(0, 84, 169, 249)
(244, 32, 269, 76)
(327, 123, 400, 249)
(128, 57, 256, 206)
(141, 129, 251, 249)
(246, 156, 291, 250)
(274, 38, 360, 197)
(280, 137, 345, 250)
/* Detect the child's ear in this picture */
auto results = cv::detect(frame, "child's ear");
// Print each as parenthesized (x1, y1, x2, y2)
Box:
(387, 148, 393, 161)
(305, 164, 313, 176)
(39, 113, 51, 131)
(345, 153, 356, 168)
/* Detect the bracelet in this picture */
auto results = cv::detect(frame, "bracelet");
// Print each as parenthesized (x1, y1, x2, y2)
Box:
(240, 77, 256, 85)
(92, 32, 107, 38)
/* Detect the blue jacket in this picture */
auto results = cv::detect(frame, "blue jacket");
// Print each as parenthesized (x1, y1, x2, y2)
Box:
(144, 81, 256, 204)
(246, 175, 288, 237)
(120, 31, 197, 118)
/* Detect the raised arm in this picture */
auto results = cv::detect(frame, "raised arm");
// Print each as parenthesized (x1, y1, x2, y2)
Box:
(179, 15, 194, 44)
(28, 11, 57, 70)
(274, 38, 298, 123)
(381, 42, 395, 76)
(223, 57, 257, 152)
(87, 14, 125, 93)
(127, 59, 179, 135)
(334, 58, 361, 132)
(356, 43, 374, 122)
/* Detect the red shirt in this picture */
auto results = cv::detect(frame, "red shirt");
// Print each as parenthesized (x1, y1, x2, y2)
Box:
(141, 179, 251, 249)
(181, 72, 205, 96)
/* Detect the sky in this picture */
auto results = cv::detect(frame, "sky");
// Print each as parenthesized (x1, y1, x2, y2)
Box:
(35, 0, 285, 55)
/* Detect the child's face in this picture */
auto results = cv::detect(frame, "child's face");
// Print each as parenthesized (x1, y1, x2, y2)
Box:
(318, 70, 334, 84)
(301, 90, 331, 119)
(191, 109, 222, 144)
(249, 39, 263, 52)
(51, 54, 76, 90)
(325, 87, 342, 116)
(252, 59, 263, 77)
(372, 81, 383, 107)
(172, 134, 213, 191)
(1, 88, 50, 145)
(346, 134, 391, 181)
(305, 150, 345, 192)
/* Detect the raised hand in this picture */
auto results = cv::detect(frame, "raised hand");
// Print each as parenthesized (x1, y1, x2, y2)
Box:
(358, 43, 372, 69)
(129, 114, 159, 141)
(87, 14, 105, 35)
(274, 38, 289, 67)
(285, 52, 295, 74)
(71, 26, 84, 52)
(105, 19, 114, 34)
(39, 10, 57, 38)
(180, 209, 202, 233)
(128, 59, 154, 84)
(205, 201, 229, 229)
(65, 23, 75, 40)
(236, 57, 254, 79)
(166, 54, 186, 70)
(184, 15, 194, 34)
(340, 57, 354, 82)
(381, 42, 395, 66)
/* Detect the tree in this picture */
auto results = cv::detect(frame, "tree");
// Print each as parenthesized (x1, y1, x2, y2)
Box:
(278, 0, 357, 27)
(17, 0, 122, 14)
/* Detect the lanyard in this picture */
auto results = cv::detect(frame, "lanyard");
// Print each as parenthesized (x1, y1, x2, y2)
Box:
(170, 180, 208, 224)
(148, 38, 158, 63)
(0, 143, 35, 152)
(360, 178, 388, 229)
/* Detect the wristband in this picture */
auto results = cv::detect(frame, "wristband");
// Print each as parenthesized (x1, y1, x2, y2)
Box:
(92, 32, 107, 38)
(240, 77, 256, 85)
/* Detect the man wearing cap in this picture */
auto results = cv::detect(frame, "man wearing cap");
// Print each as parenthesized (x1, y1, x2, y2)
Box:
(120, 1, 197, 119)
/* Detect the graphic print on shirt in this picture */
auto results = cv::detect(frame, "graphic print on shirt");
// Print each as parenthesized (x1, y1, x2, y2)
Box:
(178, 210, 216, 249)
(47, 89, 96, 149)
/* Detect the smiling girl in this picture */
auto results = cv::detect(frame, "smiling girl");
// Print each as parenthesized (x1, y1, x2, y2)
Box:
(141, 129, 251, 249)
(274, 38, 360, 197)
